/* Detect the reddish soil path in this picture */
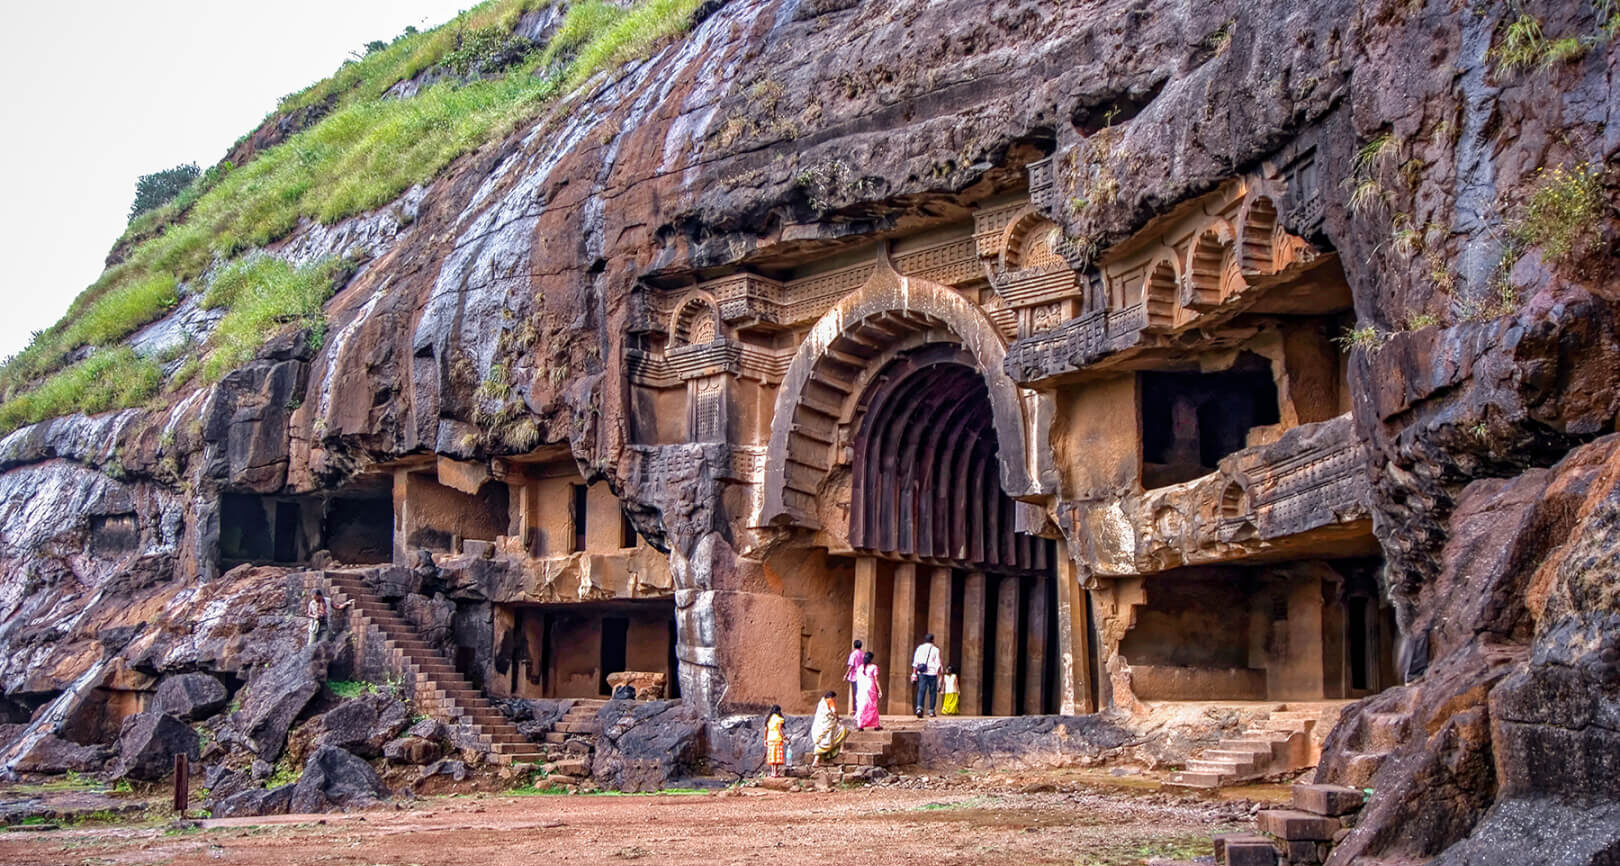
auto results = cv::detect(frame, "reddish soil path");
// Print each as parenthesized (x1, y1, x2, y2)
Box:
(0, 777, 1254, 866)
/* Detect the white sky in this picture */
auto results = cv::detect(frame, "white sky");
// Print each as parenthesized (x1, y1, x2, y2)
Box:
(0, 0, 473, 361)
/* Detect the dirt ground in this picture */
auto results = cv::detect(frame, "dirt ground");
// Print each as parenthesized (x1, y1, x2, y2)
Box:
(0, 772, 1264, 866)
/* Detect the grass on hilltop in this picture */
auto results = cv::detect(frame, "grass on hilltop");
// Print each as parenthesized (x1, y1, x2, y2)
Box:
(0, 0, 705, 436)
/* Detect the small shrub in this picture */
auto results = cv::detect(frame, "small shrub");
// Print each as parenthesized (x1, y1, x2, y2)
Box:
(1335, 325, 1387, 351)
(1344, 133, 1399, 217)
(1404, 312, 1441, 330)
(128, 163, 201, 222)
(1512, 163, 1608, 265)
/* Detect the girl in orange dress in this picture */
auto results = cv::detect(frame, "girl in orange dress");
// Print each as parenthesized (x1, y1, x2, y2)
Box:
(764, 705, 787, 777)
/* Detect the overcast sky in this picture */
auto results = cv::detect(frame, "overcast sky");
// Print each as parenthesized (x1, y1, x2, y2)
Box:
(0, 0, 472, 362)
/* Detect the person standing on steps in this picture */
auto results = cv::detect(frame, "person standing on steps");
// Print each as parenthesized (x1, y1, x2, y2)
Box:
(854, 651, 883, 731)
(305, 589, 351, 647)
(844, 639, 865, 715)
(810, 690, 847, 767)
(911, 633, 942, 718)
(940, 665, 961, 715)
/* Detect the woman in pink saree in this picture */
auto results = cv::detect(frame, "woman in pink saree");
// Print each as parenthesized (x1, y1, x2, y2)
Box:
(854, 650, 883, 731)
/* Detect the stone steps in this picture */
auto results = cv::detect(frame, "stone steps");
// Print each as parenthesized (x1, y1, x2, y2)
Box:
(1166, 706, 1341, 790)
(835, 729, 919, 769)
(312, 570, 537, 766)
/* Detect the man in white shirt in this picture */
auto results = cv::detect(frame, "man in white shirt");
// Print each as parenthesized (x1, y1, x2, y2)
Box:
(910, 634, 943, 718)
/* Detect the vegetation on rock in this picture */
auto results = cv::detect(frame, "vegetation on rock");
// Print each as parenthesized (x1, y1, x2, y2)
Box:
(0, 0, 705, 435)
(127, 163, 201, 223)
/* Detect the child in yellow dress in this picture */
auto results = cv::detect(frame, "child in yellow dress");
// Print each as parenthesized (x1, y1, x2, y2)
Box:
(764, 705, 787, 776)
(940, 666, 960, 715)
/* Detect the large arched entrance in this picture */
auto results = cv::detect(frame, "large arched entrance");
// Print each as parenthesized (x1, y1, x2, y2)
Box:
(849, 344, 1057, 715)
(757, 263, 1058, 716)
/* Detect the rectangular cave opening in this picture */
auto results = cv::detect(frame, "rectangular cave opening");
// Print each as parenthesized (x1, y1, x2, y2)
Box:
(403, 471, 508, 554)
(324, 495, 393, 565)
(1115, 559, 1396, 703)
(1140, 352, 1280, 490)
(219, 493, 322, 567)
(495, 599, 678, 700)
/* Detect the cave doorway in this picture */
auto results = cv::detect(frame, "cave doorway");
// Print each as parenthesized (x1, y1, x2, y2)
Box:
(495, 599, 678, 700)
(848, 344, 1058, 716)
(1140, 352, 1280, 489)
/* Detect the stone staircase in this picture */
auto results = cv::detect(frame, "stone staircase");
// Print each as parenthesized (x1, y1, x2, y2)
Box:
(1166, 706, 1340, 789)
(543, 699, 608, 744)
(314, 570, 542, 765)
(1326, 696, 1414, 788)
(837, 727, 921, 768)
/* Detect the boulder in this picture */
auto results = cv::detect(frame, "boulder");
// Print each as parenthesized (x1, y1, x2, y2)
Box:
(235, 647, 324, 761)
(150, 673, 229, 722)
(705, 712, 812, 778)
(383, 736, 442, 765)
(12, 735, 113, 774)
(407, 718, 446, 741)
(312, 692, 410, 758)
(590, 700, 706, 791)
(398, 593, 455, 649)
(288, 746, 389, 813)
(114, 712, 199, 782)
(212, 784, 294, 819)
(205, 763, 254, 802)
(606, 671, 666, 701)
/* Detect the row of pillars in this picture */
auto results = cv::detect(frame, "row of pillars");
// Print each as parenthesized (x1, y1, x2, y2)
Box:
(852, 557, 1095, 716)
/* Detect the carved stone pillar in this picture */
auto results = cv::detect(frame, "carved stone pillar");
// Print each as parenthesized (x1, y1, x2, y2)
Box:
(1024, 575, 1048, 715)
(853, 556, 878, 651)
(961, 571, 986, 716)
(888, 563, 918, 715)
(993, 576, 1020, 716)
(1055, 555, 1096, 714)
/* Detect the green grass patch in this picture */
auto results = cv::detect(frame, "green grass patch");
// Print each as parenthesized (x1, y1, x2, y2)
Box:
(201, 256, 342, 382)
(1, 0, 706, 433)
(0, 347, 162, 434)
(326, 679, 379, 699)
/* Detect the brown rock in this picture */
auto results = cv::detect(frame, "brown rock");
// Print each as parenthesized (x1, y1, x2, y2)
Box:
(1291, 784, 1365, 817)
(1257, 809, 1339, 842)
(604, 671, 666, 701)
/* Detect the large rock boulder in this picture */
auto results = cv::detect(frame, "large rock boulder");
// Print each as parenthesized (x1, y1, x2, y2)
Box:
(590, 700, 706, 792)
(113, 712, 199, 782)
(12, 735, 113, 774)
(150, 673, 229, 722)
(919, 715, 1135, 771)
(288, 746, 389, 813)
(311, 692, 411, 759)
(383, 736, 442, 765)
(212, 784, 294, 819)
(234, 647, 324, 761)
(704, 712, 811, 779)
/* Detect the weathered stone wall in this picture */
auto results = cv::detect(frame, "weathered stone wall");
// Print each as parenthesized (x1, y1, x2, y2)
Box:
(0, 0, 1615, 858)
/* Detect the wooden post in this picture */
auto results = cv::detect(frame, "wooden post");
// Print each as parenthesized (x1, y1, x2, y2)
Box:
(173, 754, 189, 814)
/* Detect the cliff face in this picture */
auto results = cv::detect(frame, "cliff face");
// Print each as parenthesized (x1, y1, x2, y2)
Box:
(2, 0, 1618, 859)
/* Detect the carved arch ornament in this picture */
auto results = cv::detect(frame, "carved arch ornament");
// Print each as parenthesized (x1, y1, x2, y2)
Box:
(669, 292, 723, 347)
(758, 256, 1037, 530)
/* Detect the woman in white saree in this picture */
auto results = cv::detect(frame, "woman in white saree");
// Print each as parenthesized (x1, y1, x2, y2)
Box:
(810, 689, 848, 767)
